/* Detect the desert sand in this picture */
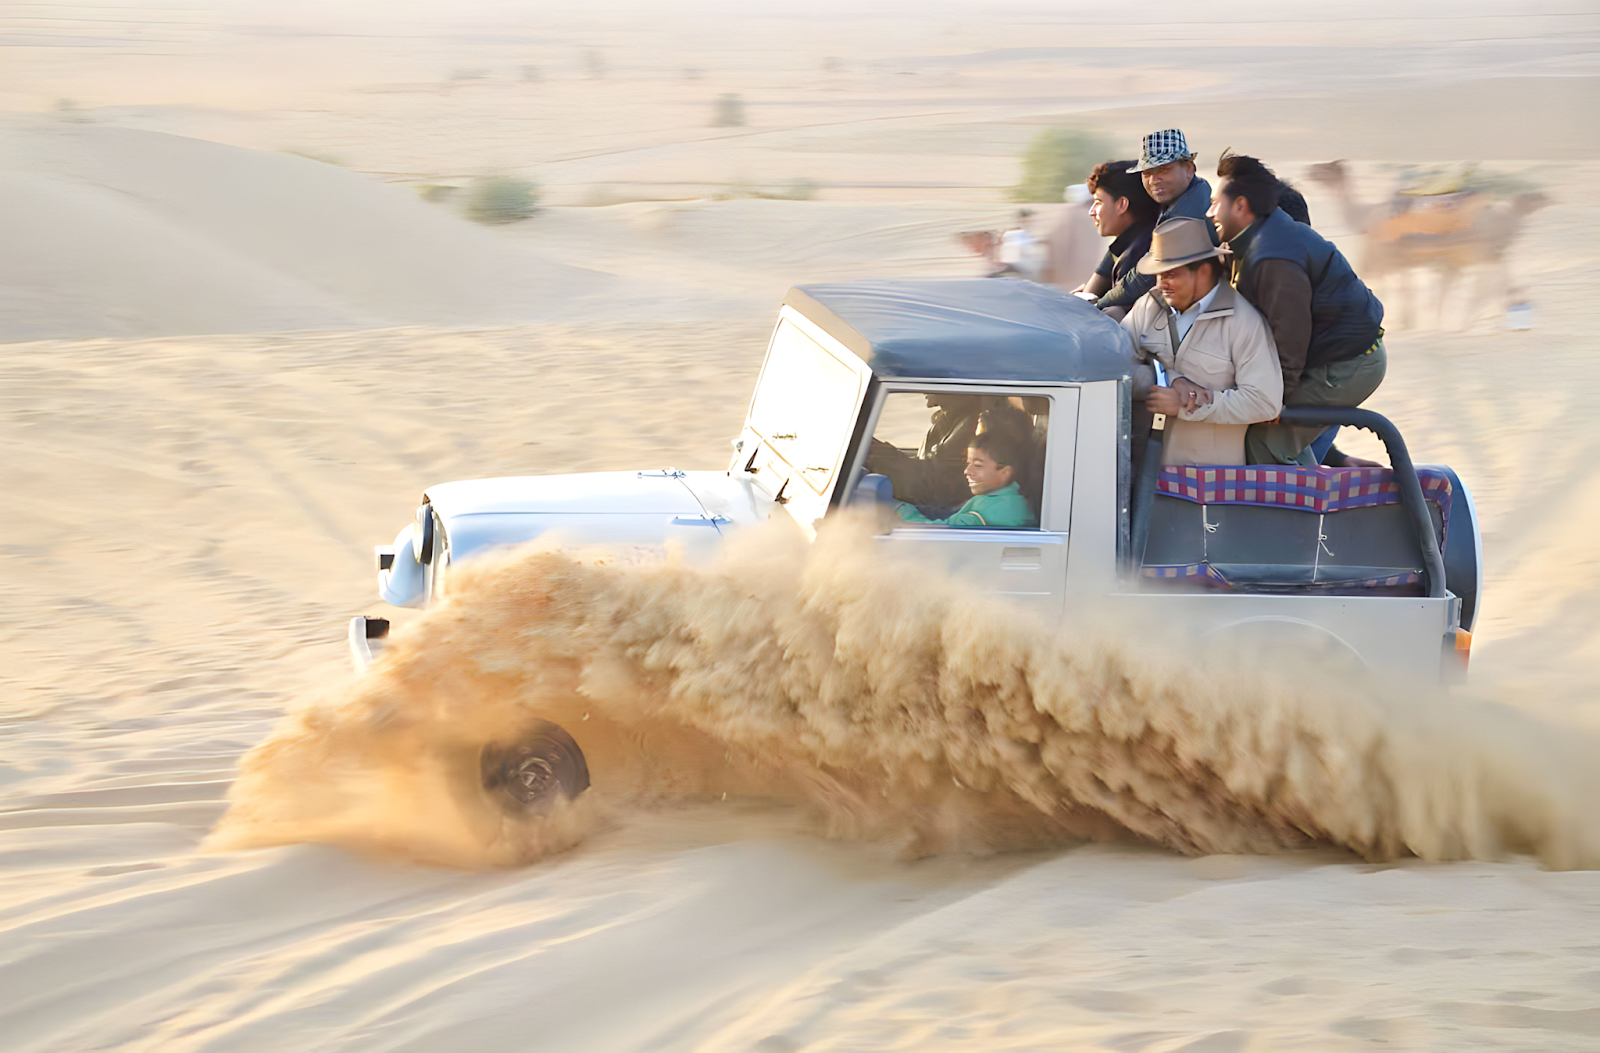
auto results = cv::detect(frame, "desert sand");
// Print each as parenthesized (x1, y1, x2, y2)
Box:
(4, 2, 1600, 1049)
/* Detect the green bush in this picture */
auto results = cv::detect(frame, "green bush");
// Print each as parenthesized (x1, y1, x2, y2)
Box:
(778, 177, 817, 201)
(465, 175, 540, 225)
(1013, 127, 1114, 203)
(54, 98, 92, 123)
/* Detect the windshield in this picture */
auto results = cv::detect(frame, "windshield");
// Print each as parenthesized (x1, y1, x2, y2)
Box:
(747, 320, 864, 495)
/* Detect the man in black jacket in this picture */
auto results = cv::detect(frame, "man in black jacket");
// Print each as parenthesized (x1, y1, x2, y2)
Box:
(1071, 160, 1159, 316)
(1209, 151, 1387, 465)
(1095, 128, 1217, 312)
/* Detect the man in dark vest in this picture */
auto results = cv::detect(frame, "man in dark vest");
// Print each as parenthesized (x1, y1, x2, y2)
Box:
(1095, 128, 1218, 313)
(1209, 151, 1386, 465)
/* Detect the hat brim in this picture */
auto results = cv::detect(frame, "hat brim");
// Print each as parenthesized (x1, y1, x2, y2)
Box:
(1129, 153, 1198, 174)
(1136, 245, 1224, 275)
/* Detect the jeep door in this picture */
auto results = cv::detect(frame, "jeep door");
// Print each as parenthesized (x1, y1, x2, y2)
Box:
(847, 383, 1077, 621)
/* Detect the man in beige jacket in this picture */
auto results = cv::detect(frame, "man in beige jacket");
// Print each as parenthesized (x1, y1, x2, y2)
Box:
(1121, 217, 1283, 465)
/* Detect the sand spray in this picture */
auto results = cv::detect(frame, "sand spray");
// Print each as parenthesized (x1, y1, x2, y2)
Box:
(208, 518, 1600, 870)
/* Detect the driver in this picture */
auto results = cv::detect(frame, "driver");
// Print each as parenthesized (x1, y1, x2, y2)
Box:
(865, 393, 985, 510)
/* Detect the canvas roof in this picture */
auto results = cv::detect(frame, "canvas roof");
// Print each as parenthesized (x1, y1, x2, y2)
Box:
(785, 279, 1136, 384)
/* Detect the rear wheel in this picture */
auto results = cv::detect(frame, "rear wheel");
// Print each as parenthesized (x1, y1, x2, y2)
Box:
(480, 721, 591, 814)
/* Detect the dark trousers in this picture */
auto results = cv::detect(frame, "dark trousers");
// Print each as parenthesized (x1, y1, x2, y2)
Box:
(1246, 340, 1387, 465)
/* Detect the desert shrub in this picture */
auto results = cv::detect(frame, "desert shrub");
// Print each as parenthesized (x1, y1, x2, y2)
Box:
(713, 178, 817, 201)
(54, 98, 92, 123)
(1013, 127, 1114, 203)
(712, 93, 746, 128)
(775, 178, 817, 201)
(466, 175, 540, 225)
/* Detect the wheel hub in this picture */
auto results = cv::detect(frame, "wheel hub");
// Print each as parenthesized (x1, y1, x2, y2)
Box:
(512, 756, 557, 800)
(480, 720, 591, 815)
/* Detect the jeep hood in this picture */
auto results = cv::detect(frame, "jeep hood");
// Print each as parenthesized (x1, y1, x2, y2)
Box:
(425, 470, 709, 519)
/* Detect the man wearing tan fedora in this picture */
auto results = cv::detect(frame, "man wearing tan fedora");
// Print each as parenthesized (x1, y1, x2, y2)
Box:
(1121, 217, 1283, 466)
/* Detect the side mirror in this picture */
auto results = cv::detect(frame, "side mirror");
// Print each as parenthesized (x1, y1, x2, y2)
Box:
(851, 472, 896, 534)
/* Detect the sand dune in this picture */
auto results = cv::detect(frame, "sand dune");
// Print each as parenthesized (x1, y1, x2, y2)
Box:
(4, 3, 1599, 1048)
(0, 123, 612, 341)
(7, 276, 1600, 1046)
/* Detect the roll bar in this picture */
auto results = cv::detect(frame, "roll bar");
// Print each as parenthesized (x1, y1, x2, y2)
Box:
(1277, 407, 1447, 599)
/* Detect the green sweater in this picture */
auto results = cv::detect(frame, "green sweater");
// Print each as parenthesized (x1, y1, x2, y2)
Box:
(895, 481, 1036, 528)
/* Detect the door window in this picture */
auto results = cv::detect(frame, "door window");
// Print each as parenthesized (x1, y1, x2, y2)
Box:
(863, 391, 1050, 529)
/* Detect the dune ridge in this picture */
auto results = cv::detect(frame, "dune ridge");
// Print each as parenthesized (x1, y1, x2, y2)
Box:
(3, 5, 1595, 1043)
(0, 123, 613, 341)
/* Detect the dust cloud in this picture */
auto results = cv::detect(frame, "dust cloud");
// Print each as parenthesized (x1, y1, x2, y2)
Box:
(210, 519, 1600, 871)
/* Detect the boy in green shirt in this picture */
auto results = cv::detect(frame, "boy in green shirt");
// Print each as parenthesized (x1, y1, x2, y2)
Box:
(896, 431, 1037, 528)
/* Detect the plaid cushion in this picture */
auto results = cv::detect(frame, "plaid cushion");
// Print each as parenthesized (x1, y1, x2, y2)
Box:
(1139, 563, 1419, 589)
(1142, 562, 1207, 580)
(1141, 562, 1226, 582)
(1156, 465, 1452, 543)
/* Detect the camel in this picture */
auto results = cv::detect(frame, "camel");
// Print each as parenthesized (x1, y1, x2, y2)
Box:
(1306, 160, 1549, 330)
(957, 206, 1100, 290)
(958, 229, 1002, 268)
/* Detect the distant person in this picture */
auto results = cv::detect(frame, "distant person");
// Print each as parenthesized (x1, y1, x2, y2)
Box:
(896, 431, 1036, 528)
(1070, 160, 1159, 317)
(1045, 184, 1105, 292)
(1095, 128, 1218, 311)
(997, 210, 1042, 280)
(1121, 217, 1283, 466)
(1208, 151, 1386, 466)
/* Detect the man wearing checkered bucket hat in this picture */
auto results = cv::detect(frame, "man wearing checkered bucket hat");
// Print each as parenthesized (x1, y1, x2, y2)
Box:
(1094, 128, 1219, 313)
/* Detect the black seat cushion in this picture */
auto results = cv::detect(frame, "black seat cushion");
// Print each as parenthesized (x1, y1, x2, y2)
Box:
(1141, 465, 1451, 590)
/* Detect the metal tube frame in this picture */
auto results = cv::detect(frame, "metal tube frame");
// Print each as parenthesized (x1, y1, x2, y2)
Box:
(1277, 407, 1447, 599)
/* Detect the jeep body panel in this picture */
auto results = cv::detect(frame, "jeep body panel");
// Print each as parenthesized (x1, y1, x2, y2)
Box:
(360, 279, 1472, 684)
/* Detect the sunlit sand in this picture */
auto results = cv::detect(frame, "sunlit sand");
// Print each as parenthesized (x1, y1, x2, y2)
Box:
(3, 2, 1598, 1048)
